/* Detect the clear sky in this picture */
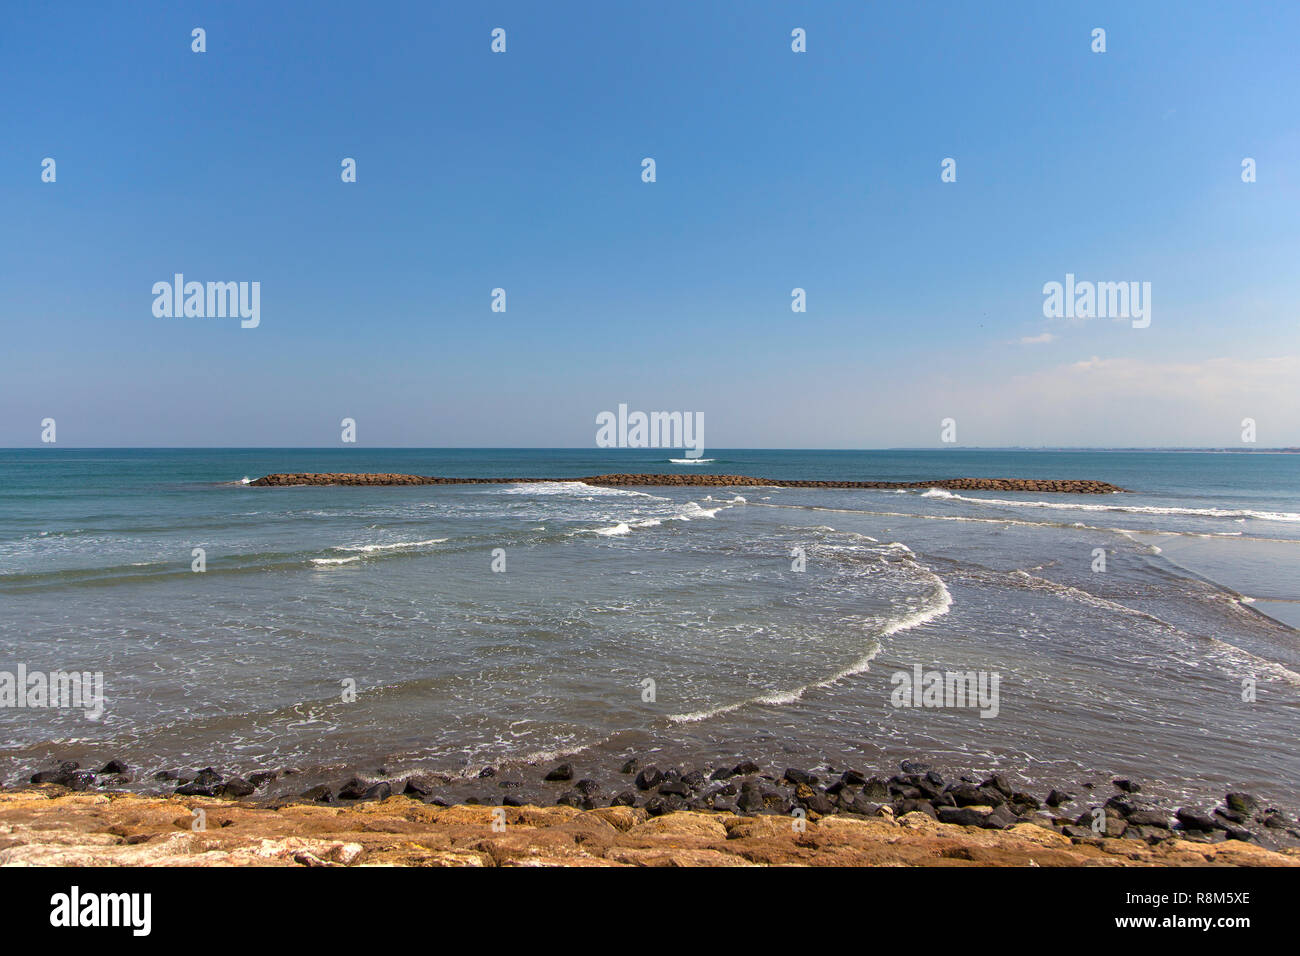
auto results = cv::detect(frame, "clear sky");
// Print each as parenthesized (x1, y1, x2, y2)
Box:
(3, 1, 1298, 448)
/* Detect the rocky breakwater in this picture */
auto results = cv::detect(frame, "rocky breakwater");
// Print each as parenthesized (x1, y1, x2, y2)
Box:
(249, 473, 1126, 493)
(8, 760, 1298, 867)
(19, 758, 1298, 855)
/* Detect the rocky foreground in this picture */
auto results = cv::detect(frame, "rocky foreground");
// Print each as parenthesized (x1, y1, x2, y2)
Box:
(12, 757, 1299, 866)
(248, 473, 1126, 493)
(2, 788, 1296, 867)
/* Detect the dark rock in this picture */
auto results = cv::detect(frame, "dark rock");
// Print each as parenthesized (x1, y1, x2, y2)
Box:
(1225, 792, 1259, 814)
(984, 806, 1019, 830)
(861, 777, 889, 801)
(846, 795, 882, 816)
(575, 778, 600, 795)
(555, 790, 582, 807)
(337, 777, 370, 800)
(249, 770, 278, 789)
(761, 789, 793, 814)
(478, 767, 496, 778)
(544, 763, 574, 782)
(300, 785, 334, 803)
(1129, 825, 1173, 843)
(1010, 792, 1041, 811)
(925, 770, 946, 788)
(153, 770, 182, 782)
(896, 798, 935, 819)
(193, 768, 222, 787)
(219, 777, 256, 799)
(1175, 807, 1218, 831)
(1104, 794, 1146, 817)
(937, 806, 989, 827)
(681, 770, 705, 790)
(645, 795, 685, 817)
(100, 760, 129, 775)
(620, 758, 639, 774)
(403, 775, 438, 797)
(634, 766, 663, 790)
(947, 783, 988, 807)
(982, 774, 1013, 797)
(175, 780, 220, 797)
(900, 759, 930, 774)
(502, 794, 526, 807)
(1046, 788, 1073, 807)
(1112, 778, 1141, 793)
(914, 776, 943, 799)
(801, 792, 835, 815)
(361, 781, 392, 801)
(64, 771, 96, 791)
(737, 782, 765, 813)
(731, 760, 760, 776)
(1125, 809, 1171, 828)
(840, 769, 867, 786)
(658, 779, 690, 798)
(610, 790, 636, 807)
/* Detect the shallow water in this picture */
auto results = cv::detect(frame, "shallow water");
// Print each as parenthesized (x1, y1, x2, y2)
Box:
(2, 449, 1297, 810)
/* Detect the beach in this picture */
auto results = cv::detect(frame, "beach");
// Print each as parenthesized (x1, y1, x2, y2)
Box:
(4, 787, 1296, 868)
(3, 448, 1299, 868)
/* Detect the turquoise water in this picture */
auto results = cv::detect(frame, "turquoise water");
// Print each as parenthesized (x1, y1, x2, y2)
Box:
(2, 448, 1298, 809)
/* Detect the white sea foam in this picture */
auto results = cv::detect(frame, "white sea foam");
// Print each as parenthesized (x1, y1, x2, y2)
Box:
(922, 489, 1300, 523)
(503, 481, 665, 499)
(336, 538, 448, 553)
(669, 551, 954, 723)
(668, 458, 716, 464)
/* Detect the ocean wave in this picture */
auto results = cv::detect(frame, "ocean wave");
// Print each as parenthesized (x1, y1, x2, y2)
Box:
(580, 499, 731, 537)
(669, 550, 953, 723)
(334, 538, 448, 553)
(668, 458, 716, 464)
(501, 481, 665, 499)
(922, 488, 1300, 523)
(749, 500, 1300, 542)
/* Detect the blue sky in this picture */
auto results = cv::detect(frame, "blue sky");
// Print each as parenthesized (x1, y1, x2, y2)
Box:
(3, 0, 1298, 447)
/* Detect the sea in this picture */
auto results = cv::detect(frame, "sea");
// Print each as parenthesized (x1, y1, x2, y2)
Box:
(2, 448, 1297, 811)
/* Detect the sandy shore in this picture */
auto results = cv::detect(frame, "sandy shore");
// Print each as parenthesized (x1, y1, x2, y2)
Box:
(1, 788, 1295, 867)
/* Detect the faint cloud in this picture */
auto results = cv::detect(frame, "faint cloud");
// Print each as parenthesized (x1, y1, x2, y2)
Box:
(1014, 332, 1056, 345)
